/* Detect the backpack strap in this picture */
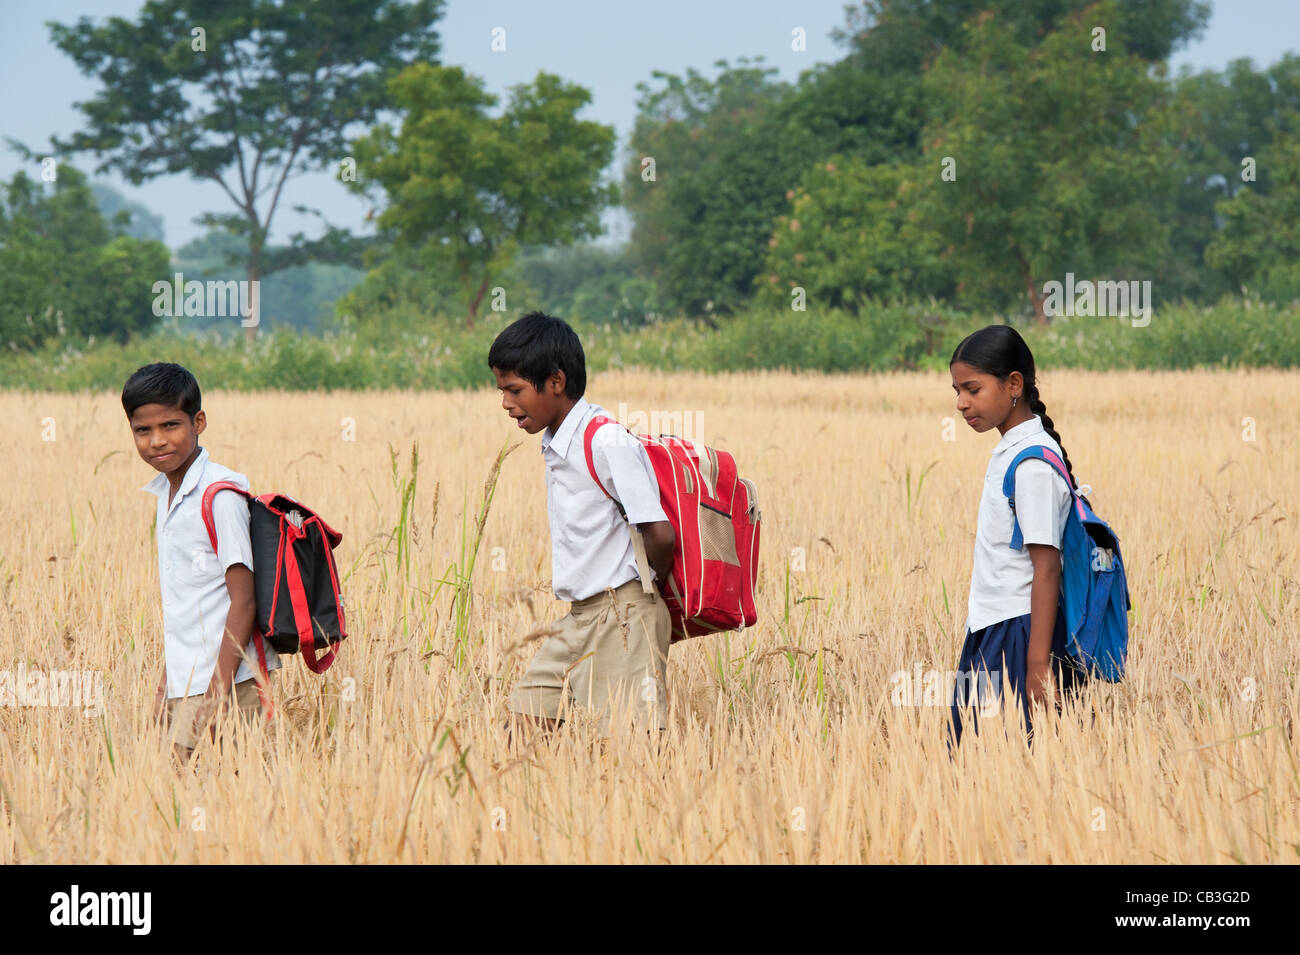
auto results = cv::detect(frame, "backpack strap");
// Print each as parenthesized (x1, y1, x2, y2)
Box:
(582, 415, 654, 596)
(1000, 445, 1081, 551)
(201, 481, 250, 553)
(281, 522, 339, 673)
(582, 415, 620, 508)
(200, 481, 275, 718)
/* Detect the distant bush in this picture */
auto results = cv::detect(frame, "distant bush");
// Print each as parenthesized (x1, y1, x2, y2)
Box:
(1018, 297, 1300, 370)
(1, 298, 1295, 392)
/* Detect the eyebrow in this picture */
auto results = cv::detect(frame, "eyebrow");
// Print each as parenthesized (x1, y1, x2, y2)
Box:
(952, 379, 980, 389)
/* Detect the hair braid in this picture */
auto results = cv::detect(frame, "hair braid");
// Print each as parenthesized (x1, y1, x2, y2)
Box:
(1026, 382, 1078, 491)
(952, 325, 1089, 504)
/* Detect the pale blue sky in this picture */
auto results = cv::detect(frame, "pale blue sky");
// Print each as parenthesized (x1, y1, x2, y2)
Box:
(1, 0, 1295, 251)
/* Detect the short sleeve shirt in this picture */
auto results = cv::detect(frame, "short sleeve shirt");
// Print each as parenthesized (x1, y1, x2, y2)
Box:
(143, 447, 281, 698)
(965, 416, 1074, 634)
(541, 398, 668, 602)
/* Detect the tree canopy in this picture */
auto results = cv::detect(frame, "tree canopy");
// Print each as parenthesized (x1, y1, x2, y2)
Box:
(48, 0, 443, 337)
(349, 64, 617, 326)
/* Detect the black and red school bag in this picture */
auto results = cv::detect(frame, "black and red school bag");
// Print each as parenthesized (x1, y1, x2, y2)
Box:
(201, 482, 347, 716)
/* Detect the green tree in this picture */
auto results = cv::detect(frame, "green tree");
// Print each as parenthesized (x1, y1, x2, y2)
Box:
(1163, 54, 1300, 300)
(1205, 115, 1300, 299)
(571, 274, 660, 326)
(90, 183, 166, 242)
(622, 2, 1209, 319)
(47, 0, 442, 340)
(624, 60, 794, 317)
(835, 0, 1209, 70)
(918, 1, 1182, 320)
(0, 165, 168, 347)
(758, 157, 953, 309)
(515, 243, 643, 318)
(175, 229, 363, 333)
(350, 64, 616, 327)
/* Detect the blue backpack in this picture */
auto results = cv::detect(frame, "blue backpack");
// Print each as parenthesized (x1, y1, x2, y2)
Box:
(1002, 446, 1130, 682)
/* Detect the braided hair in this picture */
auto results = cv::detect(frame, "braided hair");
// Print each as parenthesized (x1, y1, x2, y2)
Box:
(950, 325, 1082, 492)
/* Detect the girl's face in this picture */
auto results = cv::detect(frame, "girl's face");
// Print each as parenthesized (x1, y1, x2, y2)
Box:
(950, 361, 1026, 435)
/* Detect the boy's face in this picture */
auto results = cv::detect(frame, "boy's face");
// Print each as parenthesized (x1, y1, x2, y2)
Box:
(493, 367, 568, 435)
(950, 361, 1022, 434)
(129, 402, 206, 476)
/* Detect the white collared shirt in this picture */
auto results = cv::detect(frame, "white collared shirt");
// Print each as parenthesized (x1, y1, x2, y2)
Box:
(142, 446, 281, 698)
(541, 397, 668, 602)
(965, 415, 1074, 634)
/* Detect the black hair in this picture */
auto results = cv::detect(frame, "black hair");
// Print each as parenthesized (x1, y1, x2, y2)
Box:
(487, 311, 586, 399)
(950, 325, 1080, 490)
(121, 362, 202, 420)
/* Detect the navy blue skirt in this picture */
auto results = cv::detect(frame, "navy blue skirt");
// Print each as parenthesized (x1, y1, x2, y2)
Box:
(948, 610, 1087, 747)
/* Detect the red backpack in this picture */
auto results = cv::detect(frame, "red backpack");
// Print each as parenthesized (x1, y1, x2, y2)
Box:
(582, 416, 760, 641)
(200, 483, 347, 716)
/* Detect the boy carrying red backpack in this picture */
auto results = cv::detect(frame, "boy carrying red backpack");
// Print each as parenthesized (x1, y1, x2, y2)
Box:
(489, 312, 760, 736)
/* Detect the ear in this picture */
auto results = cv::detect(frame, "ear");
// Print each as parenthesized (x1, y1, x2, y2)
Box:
(547, 369, 566, 396)
(1005, 371, 1024, 393)
(193, 409, 207, 435)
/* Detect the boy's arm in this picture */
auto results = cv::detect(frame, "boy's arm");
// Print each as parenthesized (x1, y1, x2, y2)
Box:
(637, 520, 676, 582)
(593, 431, 671, 581)
(192, 564, 256, 737)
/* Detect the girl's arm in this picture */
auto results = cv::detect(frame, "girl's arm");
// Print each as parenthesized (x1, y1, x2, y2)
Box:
(1026, 543, 1062, 708)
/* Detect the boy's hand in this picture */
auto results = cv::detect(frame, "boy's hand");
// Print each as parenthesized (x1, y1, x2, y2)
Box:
(153, 670, 168, 727)
(191, 695, 221, 743)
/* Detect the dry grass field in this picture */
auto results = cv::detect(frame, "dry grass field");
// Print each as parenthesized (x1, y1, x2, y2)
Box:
(1, 368, 1297, 864)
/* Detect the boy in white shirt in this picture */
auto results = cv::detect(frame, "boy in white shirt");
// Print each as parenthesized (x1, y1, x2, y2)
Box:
(489, 312, 675, 735)
(122, 363, 280, 757)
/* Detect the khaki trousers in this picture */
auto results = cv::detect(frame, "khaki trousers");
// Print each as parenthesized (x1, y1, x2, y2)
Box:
(510, 578, 672, 733)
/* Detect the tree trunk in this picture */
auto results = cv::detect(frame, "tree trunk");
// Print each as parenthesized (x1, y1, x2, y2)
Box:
(466, 276, 491, 329)
(245, 239, 262, 342)
(1015, 246, 1047, 325)
(1026, 271, 1046, 325)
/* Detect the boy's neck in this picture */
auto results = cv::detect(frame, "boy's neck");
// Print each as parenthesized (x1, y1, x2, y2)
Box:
(547, 396, 580, 436)
(166, 445, 203, 502)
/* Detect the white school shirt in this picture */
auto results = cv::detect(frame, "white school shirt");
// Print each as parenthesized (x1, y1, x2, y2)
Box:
(965, 415, 1075, 634)
(142, 446, 281, 699)
(541, 397, 669, 602)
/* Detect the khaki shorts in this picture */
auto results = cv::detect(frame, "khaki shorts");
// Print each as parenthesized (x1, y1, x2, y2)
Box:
(166, 676, 268, 752)
(510, 578, 672, 733)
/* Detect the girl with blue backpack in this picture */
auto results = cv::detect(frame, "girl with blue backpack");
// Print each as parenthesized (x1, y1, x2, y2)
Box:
(947, 325, 1129, 746)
